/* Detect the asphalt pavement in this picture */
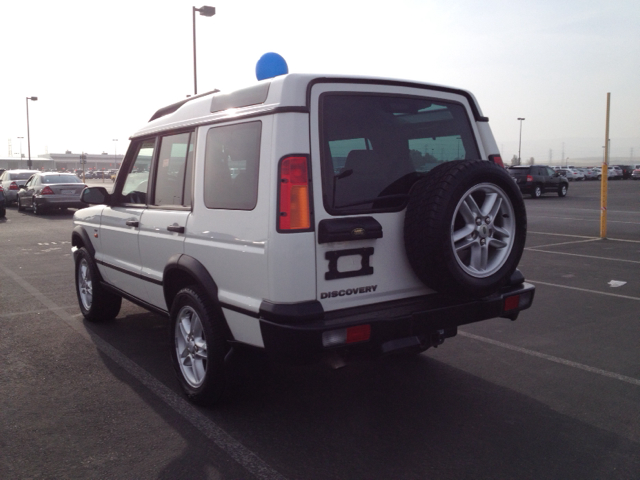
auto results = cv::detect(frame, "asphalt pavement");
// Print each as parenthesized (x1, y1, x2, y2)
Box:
(0, 178, 638, 479)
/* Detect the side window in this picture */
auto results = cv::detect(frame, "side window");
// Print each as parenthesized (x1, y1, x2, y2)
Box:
(203, 121, 261, 210)
(121, 139, 155, 205)
(153, 132, 194, 207)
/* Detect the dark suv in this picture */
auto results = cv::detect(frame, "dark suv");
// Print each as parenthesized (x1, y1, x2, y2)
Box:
(613, 165, 633, 180)
(508, 165, 569, 198)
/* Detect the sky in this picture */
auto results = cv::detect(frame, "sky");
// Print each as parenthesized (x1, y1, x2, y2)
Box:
(1, 0, 638, 164)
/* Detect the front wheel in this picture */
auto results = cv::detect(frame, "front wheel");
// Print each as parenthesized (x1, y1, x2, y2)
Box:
(558, 184, 568, 197)
(17, 197, 25, 211)
(75, 247, 122, 321)
(170, 286, 228, 405)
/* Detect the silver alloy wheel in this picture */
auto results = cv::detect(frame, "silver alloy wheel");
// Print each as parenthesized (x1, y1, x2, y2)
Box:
(174, 306, 208, 388)
(450, 183, 516, 278)
(77, 258, 93, 310)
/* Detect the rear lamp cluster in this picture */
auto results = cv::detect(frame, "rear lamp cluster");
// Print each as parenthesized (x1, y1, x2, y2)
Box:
(503, 291, 533, 312)
(322, 324, 371, 347)
(278, 156, 311, 230)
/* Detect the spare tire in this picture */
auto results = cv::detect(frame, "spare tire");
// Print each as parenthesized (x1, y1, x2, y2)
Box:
(404, 160, 526, 298)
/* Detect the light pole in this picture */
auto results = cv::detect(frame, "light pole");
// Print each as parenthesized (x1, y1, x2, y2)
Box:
(192, 5, 216, 95)
(517, 117, 525, 165)
(26, 96, 38, 169)
(17, 137, 24, 168)
(113, 139, 118, 166)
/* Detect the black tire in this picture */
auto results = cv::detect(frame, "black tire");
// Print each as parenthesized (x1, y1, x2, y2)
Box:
(597, 175, 602, 180)
(558, 184, 568, 197)
(33, 201, 45, 215)
(75, 247, 122, 321)
(17, 197, 25, 211)
(170, 286, 228, 405)
(404, 160, 527, 298)
(531, 185, 542, 199)
(0, 206, 5, 217)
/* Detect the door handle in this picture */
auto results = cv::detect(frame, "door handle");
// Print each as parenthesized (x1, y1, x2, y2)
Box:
(167, 225, 185, 234)
(125, 220, 139, 227)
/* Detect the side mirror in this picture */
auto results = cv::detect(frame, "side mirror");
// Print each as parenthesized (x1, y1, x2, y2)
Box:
(19, 185, 27, 190)
(81, 186, 111, 205)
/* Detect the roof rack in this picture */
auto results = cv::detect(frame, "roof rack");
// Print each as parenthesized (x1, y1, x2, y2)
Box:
(148, 89, 220, 122)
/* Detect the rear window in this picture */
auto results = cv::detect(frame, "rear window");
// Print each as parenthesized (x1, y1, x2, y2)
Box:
(42, 175, 82, 184)
(10, 172, 34, 180)
(320, 94, 480, 213)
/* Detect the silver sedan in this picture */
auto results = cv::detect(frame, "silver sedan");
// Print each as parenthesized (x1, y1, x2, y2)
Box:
(17, 172, 87, 215)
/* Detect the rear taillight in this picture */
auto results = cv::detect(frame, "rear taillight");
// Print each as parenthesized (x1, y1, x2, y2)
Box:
(9, 181, 19, 190)
(0, 185, 3, 191)
(40, 186, 54, 195)
(503, 291, 533, 312)
(278, 156, 311, 231)
(526, 175, 533, 182)
(322, 324, 371, 347)
(489, 154, 504, 168)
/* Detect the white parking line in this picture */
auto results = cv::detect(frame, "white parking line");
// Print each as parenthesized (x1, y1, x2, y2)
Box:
(526, 279, 640, 302)
(0, 263, 287, 480)
(524, 249, 640, 264)
(529, 232, 640, 244)
(526, 238, 601, 249)
(458, 331, 640, 387)
(528, 215, 640, 225)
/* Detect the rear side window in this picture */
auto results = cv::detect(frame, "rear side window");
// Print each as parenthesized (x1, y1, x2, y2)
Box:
(321, 94, 479, 213)
(203, 121, 261, 210)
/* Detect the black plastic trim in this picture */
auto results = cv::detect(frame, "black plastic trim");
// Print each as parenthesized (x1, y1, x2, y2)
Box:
(101, 281, 169, 317)
(318, 216, 382, 243)
(71, 225, 95, 258)
(325, 247, 374, 280)
(95, 258, 163, 286)
(260, 282, 535, 363)
(259, 300, 325, 323)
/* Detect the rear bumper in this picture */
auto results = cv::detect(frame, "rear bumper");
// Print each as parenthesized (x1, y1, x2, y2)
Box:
(35, 196, 84, 209)
(259, 280, 535, 363)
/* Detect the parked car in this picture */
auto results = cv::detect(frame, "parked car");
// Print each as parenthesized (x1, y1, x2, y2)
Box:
(0, 169, 39, 204)
(613, 165, 633, 179)
(0, 184, 6, 217)
(581, 167, 599, 180)
(508, 165, 569, 198)
(558, 168, 584, 181)
(72, 69, 535, 405)
(610, 166, 623, 179)
(17, 172, 87, 215)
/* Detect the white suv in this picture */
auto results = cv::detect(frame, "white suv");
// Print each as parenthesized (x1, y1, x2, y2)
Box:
(72, 73, 534, 405)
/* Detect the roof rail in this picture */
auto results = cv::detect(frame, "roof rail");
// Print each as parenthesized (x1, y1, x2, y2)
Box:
(148, 89, 220, 122)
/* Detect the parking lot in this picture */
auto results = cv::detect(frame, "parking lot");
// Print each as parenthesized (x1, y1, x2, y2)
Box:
(1, 178, 639, 479)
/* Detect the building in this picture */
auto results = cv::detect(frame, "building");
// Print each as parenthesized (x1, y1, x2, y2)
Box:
(0, 153, 123, 172)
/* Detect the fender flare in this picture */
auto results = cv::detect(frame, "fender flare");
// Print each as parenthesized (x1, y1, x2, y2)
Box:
(163, 254, 221, 313)
(71, 225, 96, 258)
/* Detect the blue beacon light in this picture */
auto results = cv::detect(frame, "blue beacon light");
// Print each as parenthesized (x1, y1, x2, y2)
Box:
(256, 52, 289, 81)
